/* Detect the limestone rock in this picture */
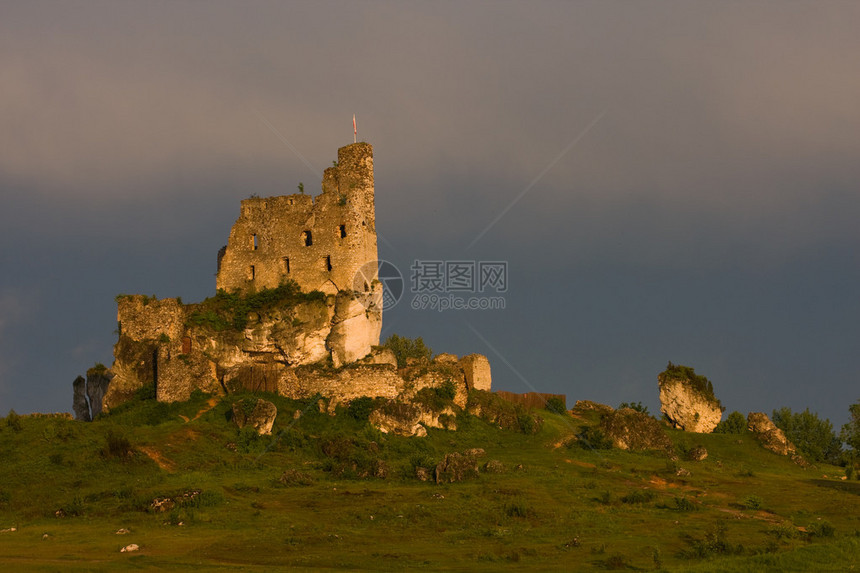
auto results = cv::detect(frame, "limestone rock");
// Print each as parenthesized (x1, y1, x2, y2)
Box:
(415, 466, 432, 481)
(328, 292, 382, 368)
(120, 543, 139, 553)
(435, 452, 480, 484)
(86, 367, 113, 419)
(659, 376, 722, 433)
(483, 460, 506, 473)
(72, 376, 90, 422)
(232, 398, 278, 435)
(358, 346, 398, 368)
(572, 400, 615, 416)
(686, 446, 708, 461)
(747, 412, 796, 456)
(434, 353, 459, 364)
(460, 354, 492, 391)
(600, 408, 672, 451)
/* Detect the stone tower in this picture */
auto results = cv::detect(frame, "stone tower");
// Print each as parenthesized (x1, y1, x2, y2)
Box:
(216, 142, 378, 295)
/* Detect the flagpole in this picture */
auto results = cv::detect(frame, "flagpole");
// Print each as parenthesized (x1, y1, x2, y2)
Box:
(353, 114, 357, 143)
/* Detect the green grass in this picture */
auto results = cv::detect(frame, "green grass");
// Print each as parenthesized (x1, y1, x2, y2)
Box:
(1, 399, 859, 571)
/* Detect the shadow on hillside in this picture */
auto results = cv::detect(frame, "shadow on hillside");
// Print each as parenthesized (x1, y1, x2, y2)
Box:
(810, 479, 860, 496)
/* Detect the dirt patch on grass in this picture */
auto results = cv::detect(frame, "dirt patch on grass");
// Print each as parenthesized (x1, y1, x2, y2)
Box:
(194, 397, 221, 420)
(139, 446, 177, 472)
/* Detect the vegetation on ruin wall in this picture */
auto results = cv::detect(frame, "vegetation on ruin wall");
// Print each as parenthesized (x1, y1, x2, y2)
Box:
(185, 281, 326, 331)
(381, 333, 433, 368)
(661, 361, 722, 409)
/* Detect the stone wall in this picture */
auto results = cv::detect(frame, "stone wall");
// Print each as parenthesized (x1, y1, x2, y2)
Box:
(216, 142, 377, 296)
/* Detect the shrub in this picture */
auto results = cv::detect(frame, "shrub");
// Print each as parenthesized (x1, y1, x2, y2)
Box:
(577, 426, 614, 450)
(680, 522, 743, 559)
(381, 334, 433, 368)
(545, 397, 567, 415)
(772, 407, 842, 463)
(618, 401, 649, 416)
(742, 494, 763, 510)
(672, 496, 698, 512)
(807, 520, 836, 538)
(347, 397, 375, 422)
(621, 490, 655, 504)
(102, 430, 134, 459)
(714, 411, 747, 434)
(5, 409, 22, 432)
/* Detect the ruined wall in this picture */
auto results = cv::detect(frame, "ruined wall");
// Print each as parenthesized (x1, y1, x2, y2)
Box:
(216, 142, 377, 296)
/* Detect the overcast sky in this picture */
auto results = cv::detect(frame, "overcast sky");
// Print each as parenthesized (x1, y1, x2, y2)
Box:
(2, 1, 859, 425)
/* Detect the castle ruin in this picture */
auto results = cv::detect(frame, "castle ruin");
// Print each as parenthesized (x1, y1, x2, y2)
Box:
(76, 140, 491, 422)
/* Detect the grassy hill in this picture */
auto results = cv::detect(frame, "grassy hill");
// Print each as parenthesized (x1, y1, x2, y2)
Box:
(1, 392, 859, 571)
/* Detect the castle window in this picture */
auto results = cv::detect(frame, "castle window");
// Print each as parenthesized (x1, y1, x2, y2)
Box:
(252, 234, 258, 250)
(301, 230, 313, 246)
(282, 257, 290, 274)
(325, 255, 332, 272)
(339, 224, 346, 238)
(248, 265, 255, 280)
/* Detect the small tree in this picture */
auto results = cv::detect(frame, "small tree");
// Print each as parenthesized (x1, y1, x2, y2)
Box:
(382, 334, 433, 368)
(714, 411, 747, 434)
(841, 401, 860, 453)
(298, 182, 305, 194)
(772, 407, 842, 464)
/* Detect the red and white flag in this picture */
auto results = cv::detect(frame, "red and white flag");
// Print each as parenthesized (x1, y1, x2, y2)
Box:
(353, 114, 357, 142)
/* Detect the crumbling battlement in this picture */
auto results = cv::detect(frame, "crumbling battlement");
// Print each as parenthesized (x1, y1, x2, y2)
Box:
(216, 142, 377, 295)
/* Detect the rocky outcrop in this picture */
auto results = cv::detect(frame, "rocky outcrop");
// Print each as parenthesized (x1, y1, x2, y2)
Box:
(232, 398, 278, 435)
(435, 451, 481, 484)
(600, 408, 672, 451)
(571, 400, 615, 416)
(328, 292, 382, 368)
(72, 376, 90, 421)
(747, 412, 796, 456)
(659, 376, 723, 433)
(86, 368, 112, 419)
(368, 400, 459, 437)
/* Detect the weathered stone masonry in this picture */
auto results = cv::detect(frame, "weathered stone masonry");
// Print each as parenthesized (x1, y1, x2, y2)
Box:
(86, 140, 493, 418)
(216, 142, 377, 296)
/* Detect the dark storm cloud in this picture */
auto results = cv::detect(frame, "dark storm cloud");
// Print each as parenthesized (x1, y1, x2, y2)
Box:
(1, 2, 859, 422)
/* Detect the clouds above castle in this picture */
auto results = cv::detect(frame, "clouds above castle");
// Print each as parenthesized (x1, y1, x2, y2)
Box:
(2, 2, 859, 419)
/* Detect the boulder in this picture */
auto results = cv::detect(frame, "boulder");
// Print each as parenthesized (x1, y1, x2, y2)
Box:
(747, 412, 796, 456)
(72, 376, 90, 422)
(659, 375, 722, 433)
(686, 446, 708, 461)
(120, 544, 139, 553)
(600, 408, 672, 451)
(435, 452, 480, 484)
(483, 460, 506, 473)
(232, 398, 278, 435)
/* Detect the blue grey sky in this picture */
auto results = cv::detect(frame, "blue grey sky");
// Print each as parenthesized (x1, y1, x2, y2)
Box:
(1, 2, 859, 425)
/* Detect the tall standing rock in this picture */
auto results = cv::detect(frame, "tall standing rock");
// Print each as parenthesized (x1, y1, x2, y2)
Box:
(72, 376, 90, 421)
(658, 363, 723, 433)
